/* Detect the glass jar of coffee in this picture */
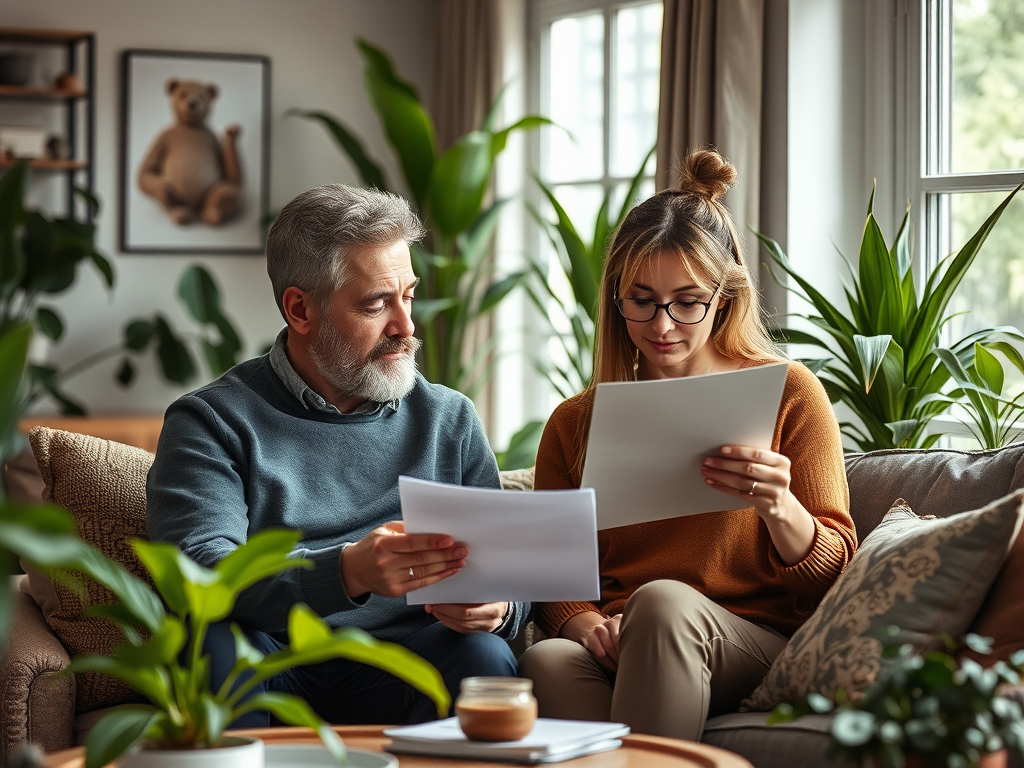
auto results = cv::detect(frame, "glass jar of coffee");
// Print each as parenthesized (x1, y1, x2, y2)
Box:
(455, 677, 538, 741)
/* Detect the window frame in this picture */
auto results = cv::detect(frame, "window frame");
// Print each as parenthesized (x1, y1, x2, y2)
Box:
(887, 0, 1024, 444)
(528, 0, 660, 225)
(897, 0, 1024, 282)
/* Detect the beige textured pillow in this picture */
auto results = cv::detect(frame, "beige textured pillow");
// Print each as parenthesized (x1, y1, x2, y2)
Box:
(27, 426, 155, 713)
(743, 490, 1024, 711)
(499, 467, 535, 491)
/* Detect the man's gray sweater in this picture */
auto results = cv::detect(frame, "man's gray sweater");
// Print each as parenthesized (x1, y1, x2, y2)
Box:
(147, 354, 526, 643)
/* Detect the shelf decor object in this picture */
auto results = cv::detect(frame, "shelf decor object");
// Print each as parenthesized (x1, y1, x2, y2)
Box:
(120, 49, 270, 254)
(0, 27, 94, 220)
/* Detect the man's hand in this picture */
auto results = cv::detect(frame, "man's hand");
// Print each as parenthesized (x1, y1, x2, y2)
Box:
(425, 602, 509, 634)
(341, 521, 467, 599)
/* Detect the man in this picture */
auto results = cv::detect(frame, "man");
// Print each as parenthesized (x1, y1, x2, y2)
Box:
(147, 184, 525, 726)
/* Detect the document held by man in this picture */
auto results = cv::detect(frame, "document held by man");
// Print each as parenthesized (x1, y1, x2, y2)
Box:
(580, 362, 789, 530)
(399, 476, 600, 605)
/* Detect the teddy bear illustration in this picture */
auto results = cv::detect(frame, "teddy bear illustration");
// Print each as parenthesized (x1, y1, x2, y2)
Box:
(137, 78, 243, 226)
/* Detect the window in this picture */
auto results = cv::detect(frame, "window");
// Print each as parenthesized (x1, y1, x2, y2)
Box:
(534, 0, 661, 239)
(526, 0, 662, 415)
(904, 0, 1024, 445)
(918, 0, 1024, 341)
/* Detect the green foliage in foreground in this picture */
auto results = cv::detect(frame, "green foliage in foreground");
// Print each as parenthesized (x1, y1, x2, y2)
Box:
(770, 631, 1024, 768)
(760, 182, 1024, 451)
(65, 530, 450, 768)
(0, 321, 447, 768)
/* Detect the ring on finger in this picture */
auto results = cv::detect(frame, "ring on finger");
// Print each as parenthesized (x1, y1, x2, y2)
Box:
(749, 481, 758, 495)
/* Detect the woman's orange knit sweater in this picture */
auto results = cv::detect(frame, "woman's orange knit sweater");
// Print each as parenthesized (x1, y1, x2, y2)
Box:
(535, 361, 856, 639)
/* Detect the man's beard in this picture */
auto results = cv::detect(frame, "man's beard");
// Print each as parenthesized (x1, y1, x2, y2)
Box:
(309, 320, 422, 404)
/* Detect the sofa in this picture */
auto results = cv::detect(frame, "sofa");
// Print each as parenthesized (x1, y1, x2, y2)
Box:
(2, 427, 1024, 768)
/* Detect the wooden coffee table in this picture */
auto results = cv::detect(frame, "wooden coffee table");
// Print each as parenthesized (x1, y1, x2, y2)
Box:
(42, 725, 753, 767)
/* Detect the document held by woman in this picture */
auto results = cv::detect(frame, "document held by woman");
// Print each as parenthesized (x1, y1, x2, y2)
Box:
(399, 476, 600, 605)
(581, 362, 789, 530)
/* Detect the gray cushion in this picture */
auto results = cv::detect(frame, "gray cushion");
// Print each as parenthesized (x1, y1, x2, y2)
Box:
(702, 713, 856, 768)
(845, 442, 1024, 539)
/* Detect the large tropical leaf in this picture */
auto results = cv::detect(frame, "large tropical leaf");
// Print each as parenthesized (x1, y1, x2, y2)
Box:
(358, 40, 437, 207)
(534, 176, 598, 319)
(287, 109, 389, 192)
(0, 322, 31, 459)
(82, 706, 161, 768)
(0, 162, 29, 300)
(908, 182, 1022, 371)
(251, 607, 450, 718)
(429, 132, 493, 239)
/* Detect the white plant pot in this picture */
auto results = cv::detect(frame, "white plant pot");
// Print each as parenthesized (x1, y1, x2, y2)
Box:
(115, 736, 264, 768)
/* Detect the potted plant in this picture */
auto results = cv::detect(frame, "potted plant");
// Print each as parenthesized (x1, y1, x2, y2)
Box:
(769, 631, 1024, 768)
(524, 147, 655, 401)
(290, 39, 550, 399)
(0, 162, 249, 415)
(757, 182, 1024, 451)
(933, 342, 1024, 449)
(45, 528, 450, 768)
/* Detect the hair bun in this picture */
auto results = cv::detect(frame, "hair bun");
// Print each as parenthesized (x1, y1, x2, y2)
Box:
(676, 148, 737, 202)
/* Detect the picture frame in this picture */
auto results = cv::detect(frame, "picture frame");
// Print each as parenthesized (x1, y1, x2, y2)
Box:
(120, 49, 270, 254)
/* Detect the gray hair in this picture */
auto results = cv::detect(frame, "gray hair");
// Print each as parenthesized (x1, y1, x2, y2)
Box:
(266, 185, 425, 316)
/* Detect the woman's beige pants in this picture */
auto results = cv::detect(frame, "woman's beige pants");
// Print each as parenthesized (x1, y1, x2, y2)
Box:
(518, 580, 788, 740)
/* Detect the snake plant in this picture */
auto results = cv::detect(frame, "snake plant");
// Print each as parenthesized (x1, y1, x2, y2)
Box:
(759, 182, 1024, 451)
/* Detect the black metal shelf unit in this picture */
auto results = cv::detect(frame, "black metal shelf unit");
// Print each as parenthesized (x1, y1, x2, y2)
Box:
(0, 27, 95, 221)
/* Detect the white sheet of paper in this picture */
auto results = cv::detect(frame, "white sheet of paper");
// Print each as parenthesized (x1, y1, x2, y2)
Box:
(580, 362, 789, 530)
(399, 477, 600, 605)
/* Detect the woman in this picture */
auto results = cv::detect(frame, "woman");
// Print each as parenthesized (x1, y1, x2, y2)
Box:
(518, 149, 856, 740)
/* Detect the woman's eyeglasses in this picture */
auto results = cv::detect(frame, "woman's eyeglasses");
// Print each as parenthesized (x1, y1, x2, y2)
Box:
(614, 286, 719, 325)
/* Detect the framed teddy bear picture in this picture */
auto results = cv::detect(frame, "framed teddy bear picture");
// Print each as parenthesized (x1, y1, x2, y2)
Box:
(120, 49, 270, 254)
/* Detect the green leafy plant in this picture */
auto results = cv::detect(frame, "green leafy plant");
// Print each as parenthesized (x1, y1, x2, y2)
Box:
(769, 631, 1024, 768)
(33, 264, 247, 415)
(932, 342, 1024, 449)
(290, 39, 551, 398)
(0, 163, 247, 414)
(759, 182, 1024, 451)
(0, 324, 441, 768)
(0, 322, 156, 651)
(64, 529, 449, 768)
(494, 419, 545, 472)
(525, 148, 655, 400)
(0, 163, 113, 339)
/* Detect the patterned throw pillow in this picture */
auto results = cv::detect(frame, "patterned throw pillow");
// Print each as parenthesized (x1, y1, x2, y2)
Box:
(743, 490, 1024, 711)
(26, 427, 155, 714)
(959, 518, 1024, 665)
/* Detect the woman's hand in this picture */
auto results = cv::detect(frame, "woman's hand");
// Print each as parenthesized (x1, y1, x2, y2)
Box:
(700, 445, 792, 519)
(560, 611, 622, 671)
(581, 615, 622, 672)
(701, 445, 816, 565)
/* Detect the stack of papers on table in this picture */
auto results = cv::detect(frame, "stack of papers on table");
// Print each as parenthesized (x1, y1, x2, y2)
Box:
(384, 717, 629, 763)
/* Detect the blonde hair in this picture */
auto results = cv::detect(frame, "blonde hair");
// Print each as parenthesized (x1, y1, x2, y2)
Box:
(573, 148, 784, 477)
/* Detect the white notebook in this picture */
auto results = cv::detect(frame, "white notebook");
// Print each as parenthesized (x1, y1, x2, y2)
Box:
(384, 717, 629, 763)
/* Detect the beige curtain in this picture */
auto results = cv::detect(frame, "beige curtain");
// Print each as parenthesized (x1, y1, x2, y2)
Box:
(656, 0, 765, 278)
(433, 0, 503, 429)
(433, 0, 502, 151)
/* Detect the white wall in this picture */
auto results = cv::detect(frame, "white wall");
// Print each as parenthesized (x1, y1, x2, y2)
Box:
(5, 0, 435, 415)
(785, 0, 870, 315)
